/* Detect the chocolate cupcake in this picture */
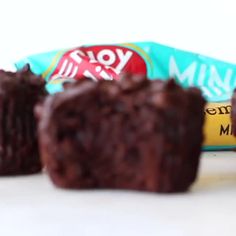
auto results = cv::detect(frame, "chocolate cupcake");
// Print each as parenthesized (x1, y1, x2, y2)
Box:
(37, 75, 206, 192)
(0, 66, 47, 175)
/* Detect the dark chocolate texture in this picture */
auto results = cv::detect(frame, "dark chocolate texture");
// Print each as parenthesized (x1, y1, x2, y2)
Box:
(37, 75, 206, 192)
(0, 65, 47, 175)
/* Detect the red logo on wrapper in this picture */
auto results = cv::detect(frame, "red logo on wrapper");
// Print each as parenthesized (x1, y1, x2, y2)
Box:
(50, 46, 147, 82)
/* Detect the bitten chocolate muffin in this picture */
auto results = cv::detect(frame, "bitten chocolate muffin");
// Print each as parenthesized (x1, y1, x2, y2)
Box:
(0, 65, 47, 175)
(37, 75, 206, 192)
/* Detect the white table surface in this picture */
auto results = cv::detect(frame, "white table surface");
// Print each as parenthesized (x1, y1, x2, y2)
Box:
(0, 151, 236, 236)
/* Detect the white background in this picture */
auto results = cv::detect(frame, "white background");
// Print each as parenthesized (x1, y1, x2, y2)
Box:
(1, 1, 236, 235)
(0, 0, 236, 66)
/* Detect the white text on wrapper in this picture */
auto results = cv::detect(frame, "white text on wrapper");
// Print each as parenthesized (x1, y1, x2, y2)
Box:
(169, 56, 236, 99)
(56, 49, 133, 81)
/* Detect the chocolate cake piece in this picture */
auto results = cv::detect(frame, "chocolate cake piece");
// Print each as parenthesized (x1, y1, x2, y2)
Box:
(0, 65, 47, 175)
(37, 75, 206, 192)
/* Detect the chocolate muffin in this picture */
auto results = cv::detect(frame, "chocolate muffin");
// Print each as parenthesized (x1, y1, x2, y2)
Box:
(0, 65, 47, 175)
(37, 75, 206, 192)
(231, 90, 236, 135)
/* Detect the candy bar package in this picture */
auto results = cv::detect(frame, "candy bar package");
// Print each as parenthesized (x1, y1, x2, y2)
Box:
(15, 42, 236, 150)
